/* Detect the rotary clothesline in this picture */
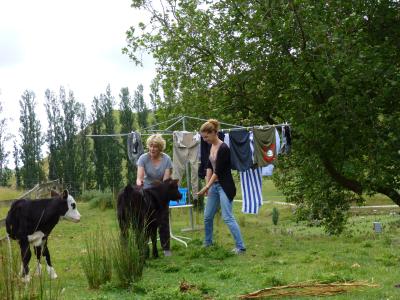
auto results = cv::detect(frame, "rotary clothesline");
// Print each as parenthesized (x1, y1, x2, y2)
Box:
(85, 116, 292, 218)
(85, 115, 289, 137)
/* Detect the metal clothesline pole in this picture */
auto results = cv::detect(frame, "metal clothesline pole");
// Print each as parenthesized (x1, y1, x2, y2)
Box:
(164, 116, 185, 131)
(86, 133, 129, 137)
(220, 123, 291, 132)
(85, 116, 290, 234)
(182, 115, 246, 129)
(141, 115, 183, 131)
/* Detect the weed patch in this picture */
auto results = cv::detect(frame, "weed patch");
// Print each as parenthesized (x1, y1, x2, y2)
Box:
(264, 275, 287, 287)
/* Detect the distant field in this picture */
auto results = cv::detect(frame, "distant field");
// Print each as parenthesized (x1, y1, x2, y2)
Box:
(0, 187, 21, 201)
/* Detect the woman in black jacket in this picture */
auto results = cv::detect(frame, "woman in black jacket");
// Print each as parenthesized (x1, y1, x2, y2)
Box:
(197, 119, 246, 254)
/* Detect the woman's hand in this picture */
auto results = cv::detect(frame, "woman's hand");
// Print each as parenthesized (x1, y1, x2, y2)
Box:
(136, 179, 144, 186)
(197, 185, 210, 196)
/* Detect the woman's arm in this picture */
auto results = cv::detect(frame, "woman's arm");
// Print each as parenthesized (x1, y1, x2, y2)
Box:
(198, 168, 219, 196)
(163, 168, 172, 181)
(136, 166, 145, 186)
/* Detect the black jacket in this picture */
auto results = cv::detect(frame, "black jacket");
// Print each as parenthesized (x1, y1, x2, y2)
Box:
(207, 143, 236, 201)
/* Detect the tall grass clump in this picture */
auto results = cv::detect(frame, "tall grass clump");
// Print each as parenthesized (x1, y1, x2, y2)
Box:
(0, 237, 19, 299)
(1, 237, 64, 299)
(110, 224, 147, 288)
(81, 231, 112, 289)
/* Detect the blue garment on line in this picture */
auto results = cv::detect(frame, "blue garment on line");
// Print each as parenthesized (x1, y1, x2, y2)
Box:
(240, 167, 263, 214)
(229, 130, 252, 172)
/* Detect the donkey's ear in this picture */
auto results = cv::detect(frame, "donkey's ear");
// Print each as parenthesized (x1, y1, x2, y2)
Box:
(50, 190, 60, 197)
(63, 190, 69, 199)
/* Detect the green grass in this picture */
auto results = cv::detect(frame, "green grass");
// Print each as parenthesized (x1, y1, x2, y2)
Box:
(0, 187, 21, 201)
(0, 182, 399, 299)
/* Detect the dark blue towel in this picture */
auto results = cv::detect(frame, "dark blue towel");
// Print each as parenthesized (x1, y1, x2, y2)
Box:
(229, 130, 252, 172)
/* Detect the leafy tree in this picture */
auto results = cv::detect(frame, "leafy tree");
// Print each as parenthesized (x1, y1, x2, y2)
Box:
(45, 89, 64, 181)
(149, 77, 161, 113)
(91, 85, 123, 192)
(61, 88, 81, 195)
(19, 90, 45, 188)
(101, 85, 123, 194)
(125, 0, 400, 233)
(119, 87, 136, 184)
(13, 141, 21, 189)
(132, 84, 148, 128)
(0, 99, 11, 186)
(76, 103, 94, 192)
(91, 96, 107, 191)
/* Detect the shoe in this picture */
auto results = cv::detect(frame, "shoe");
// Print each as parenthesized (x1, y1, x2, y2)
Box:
(163, 250, 172, 257)
(232, 248, 246, 255)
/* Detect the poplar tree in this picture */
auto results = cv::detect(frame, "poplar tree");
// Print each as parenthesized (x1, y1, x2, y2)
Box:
(61, 89, 80, 195)
(13, 141, 21, 189)
(19, 90, 44, 188)
(0, 100, 11, 186)
(101, 85, 123, 193)
(91, 96, 107, 191)
(76, 103, 94, 192)
(133, 84, 148, 128)
(119, 87, 136, 184)
(45, 89, 64, 181)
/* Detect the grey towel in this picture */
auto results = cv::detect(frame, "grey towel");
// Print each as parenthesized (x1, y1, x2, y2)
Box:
(127, 131, 144, 165)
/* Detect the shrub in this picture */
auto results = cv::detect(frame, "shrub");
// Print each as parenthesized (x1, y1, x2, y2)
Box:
(81, 231, 112, 289)
(264, 275, 287, 287)
(81, 189, 114, 210)
(272, 207, 279, 225)
(110, 225, 147, 288)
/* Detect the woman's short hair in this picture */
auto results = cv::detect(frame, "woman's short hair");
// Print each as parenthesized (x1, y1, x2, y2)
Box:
(200, 119, 220, 133)
(146, 134, 166, 151)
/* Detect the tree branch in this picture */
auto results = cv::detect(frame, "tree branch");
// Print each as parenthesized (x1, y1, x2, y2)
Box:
(321, 157, 363, 195)
(376, 187, 400, 207)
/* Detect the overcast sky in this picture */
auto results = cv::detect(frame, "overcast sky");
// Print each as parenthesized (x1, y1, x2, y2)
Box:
(0, 0, 156, 144)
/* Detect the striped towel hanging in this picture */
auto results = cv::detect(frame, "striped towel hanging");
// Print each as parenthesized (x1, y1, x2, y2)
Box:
(240, 167, 263, 214)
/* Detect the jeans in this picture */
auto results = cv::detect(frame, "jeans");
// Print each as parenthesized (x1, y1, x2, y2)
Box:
(204, 183, 245, 250)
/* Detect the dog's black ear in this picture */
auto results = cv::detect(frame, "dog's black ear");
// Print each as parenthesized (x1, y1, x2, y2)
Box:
(63, 190, 69, 199)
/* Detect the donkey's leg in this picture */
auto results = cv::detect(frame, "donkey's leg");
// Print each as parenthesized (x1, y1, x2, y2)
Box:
(43, 240, 57, 279)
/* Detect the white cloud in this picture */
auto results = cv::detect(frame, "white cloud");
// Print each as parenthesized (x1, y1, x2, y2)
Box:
(0, 0, 156, 166)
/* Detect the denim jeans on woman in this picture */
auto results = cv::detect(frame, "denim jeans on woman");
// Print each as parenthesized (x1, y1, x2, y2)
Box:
(204, 183, 245, 250)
